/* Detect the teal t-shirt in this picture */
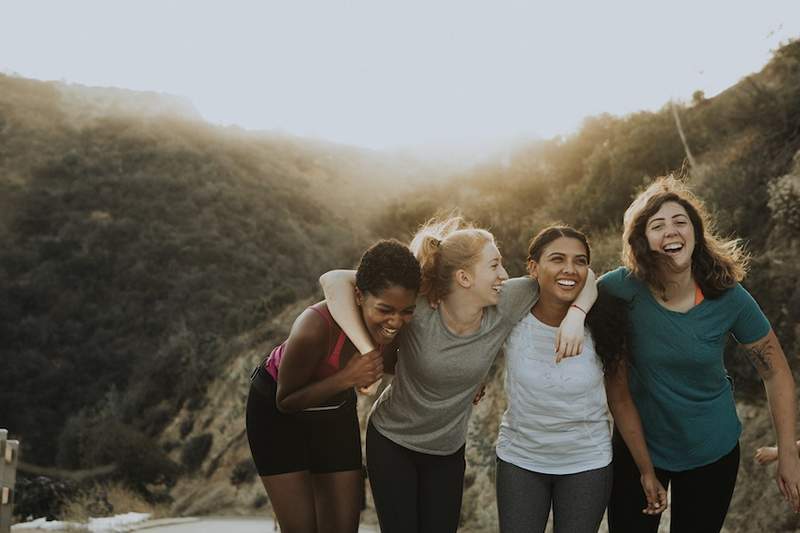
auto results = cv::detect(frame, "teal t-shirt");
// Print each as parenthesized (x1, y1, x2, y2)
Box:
(599, 267, 771, 471)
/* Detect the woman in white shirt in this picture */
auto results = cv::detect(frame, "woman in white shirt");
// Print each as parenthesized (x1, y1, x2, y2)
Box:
(495, 225, 667, 533)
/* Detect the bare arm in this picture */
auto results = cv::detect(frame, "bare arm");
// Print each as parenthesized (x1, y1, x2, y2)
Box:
(555, 269, 598, 360)
(319, 270, 375, 355)
(606, 363, 667, 514)
(742, 329, 800, 511)
(275, 309, 382, 413)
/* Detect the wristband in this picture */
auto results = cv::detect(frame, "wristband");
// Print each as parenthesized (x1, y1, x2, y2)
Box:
(570, 303, 587, 315)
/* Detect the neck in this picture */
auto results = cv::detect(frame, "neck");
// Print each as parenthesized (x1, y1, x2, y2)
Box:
(531, 293, 569, 327)
(659, 265, 694, 301)
(439, 291, 484, 335)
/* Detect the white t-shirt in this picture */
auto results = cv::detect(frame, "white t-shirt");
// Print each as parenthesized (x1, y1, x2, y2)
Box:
(496, 312, 612, 474)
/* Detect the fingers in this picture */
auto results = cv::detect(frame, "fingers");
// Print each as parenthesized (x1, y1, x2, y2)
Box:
(554, 329, 562, 358)
(782, 478, 800, 513)
(640, 477, 668, 515)
(641, 489, 667, 514)
(754, 446, 778, 465)
(357, 379, 381, 395)
(355, 352, 383, 386)
(554, 341, 582, 364)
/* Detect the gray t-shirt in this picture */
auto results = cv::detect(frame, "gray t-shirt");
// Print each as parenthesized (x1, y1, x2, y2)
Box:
(370, 277, 539, 455)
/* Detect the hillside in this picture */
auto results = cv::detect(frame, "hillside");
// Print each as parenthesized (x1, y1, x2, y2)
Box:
(165, 39, 800, 532)
(5, 38, 800, 532)
(0, 73, 450, 470)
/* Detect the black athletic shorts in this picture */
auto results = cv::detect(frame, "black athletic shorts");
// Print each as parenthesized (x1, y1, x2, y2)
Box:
(245, 365, 362, 476)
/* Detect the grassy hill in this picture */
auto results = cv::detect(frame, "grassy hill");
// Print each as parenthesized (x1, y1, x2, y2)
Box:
(0, 74, 447, 469)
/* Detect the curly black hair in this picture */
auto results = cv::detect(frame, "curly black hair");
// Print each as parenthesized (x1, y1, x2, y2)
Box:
(586, 290, 631, 375)
(355, 239, 421, 296)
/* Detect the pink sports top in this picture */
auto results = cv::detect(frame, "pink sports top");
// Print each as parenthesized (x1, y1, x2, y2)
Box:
(264, 303, 347, 382)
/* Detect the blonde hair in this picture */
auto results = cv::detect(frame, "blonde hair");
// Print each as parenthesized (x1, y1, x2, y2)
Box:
(409, 216, 495, 304)
(622, 176, 748, 298)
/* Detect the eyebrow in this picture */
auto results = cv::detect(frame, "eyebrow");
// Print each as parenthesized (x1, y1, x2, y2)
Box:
(649, 213, 688, 224)
(546, 252, 588, 259)
(377, 303, 417, 309)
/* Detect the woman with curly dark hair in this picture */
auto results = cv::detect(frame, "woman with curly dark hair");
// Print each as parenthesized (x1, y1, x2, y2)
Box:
(245, 239, 421, 533)
(603, 177, 800, 532)
(495, 225, 666, 533)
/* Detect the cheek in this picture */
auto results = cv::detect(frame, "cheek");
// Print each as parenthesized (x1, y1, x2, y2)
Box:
(645, 232, 660, 251)
(363, 309, 380, 327)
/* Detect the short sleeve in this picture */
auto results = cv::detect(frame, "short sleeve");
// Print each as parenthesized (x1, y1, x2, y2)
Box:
(497, 276, 538, 323)
(730, 284, 771, 344)
(598, 266, 637, 302)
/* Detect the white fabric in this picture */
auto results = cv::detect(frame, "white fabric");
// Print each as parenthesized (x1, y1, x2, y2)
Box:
(496, 312, 612, 475)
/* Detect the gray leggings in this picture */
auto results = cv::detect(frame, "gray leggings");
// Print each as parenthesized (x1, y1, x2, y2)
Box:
(496, 457, 612, 533)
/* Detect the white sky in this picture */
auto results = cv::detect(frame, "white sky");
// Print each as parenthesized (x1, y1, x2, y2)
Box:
(2, 1, 799, 150)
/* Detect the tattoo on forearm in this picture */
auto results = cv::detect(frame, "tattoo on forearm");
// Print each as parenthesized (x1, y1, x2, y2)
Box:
(743, 341, 774, 373)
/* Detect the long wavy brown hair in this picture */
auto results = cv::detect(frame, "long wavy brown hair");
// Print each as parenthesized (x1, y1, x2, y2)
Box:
(622, 176, 748, 299)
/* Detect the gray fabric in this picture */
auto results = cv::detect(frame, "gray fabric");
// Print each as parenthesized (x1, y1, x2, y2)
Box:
(370, 277, 538, 455)
(496, 457, 612, 533)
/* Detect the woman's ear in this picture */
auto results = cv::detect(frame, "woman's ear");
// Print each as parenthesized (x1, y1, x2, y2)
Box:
(454, 268, 472, 289)
(354, 286, 364, 306)
(527, 259, 538, 279)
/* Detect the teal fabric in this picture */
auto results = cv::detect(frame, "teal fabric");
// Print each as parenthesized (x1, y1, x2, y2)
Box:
(599, 267, 771, 471)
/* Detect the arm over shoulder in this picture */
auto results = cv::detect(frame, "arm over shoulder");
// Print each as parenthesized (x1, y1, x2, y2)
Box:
(497, 276, 538, 322)
(598, 266, 637, 302)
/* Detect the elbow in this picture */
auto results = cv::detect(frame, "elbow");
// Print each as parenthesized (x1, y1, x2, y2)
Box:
(319, 271, 334, 290)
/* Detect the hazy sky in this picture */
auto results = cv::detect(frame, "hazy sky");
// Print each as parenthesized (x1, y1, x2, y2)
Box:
(2, 1, 799, 150)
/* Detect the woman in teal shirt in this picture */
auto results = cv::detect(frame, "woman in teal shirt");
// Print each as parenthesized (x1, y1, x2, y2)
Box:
(603, 177, 800, 532)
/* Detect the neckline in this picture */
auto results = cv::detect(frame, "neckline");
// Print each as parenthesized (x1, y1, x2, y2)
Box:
(642, 281, 706, 316)
(436, 306, 487, 339)
(526, 311, 559, 331)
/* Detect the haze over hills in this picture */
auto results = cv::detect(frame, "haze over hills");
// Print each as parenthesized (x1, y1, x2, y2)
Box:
(3, 39, 800, 531)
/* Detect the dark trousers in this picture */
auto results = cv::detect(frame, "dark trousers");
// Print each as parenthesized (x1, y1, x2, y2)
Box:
(366, 421, 466, 533)
(608, 431, 740, 533)
(496, 457, 612, 533)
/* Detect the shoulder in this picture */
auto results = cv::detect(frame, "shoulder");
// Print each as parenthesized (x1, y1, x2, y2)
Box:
(711, 282, 757, 308)
(286, 304, 332, 350)
(500, 276, 539, 303)
(503, 276, 538, 291)
(497, 276, 538, 320)
(598, 266, 632, 286)
(598, 266, 640, 300)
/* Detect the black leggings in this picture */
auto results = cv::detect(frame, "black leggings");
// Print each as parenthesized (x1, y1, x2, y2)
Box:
(366, 421, 465, 533)
(608, 431, 740, 533)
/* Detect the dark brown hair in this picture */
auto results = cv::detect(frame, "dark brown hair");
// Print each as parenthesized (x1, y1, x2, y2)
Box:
(528, 225, 591, 264)
(622, 176, 748, 298)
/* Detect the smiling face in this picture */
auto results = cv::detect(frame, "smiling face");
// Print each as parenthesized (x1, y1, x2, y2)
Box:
(467, 241, 509, 306)
(356, 284, 417, 345)
(528, 236, 589, 305)
(645, 201, 696, 271)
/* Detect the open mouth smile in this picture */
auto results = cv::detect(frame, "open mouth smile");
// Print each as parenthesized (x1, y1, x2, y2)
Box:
(663, 242, 684, 255)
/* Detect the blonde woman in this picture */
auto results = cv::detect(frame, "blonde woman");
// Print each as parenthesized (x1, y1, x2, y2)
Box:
(320, 217, 595, 533)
